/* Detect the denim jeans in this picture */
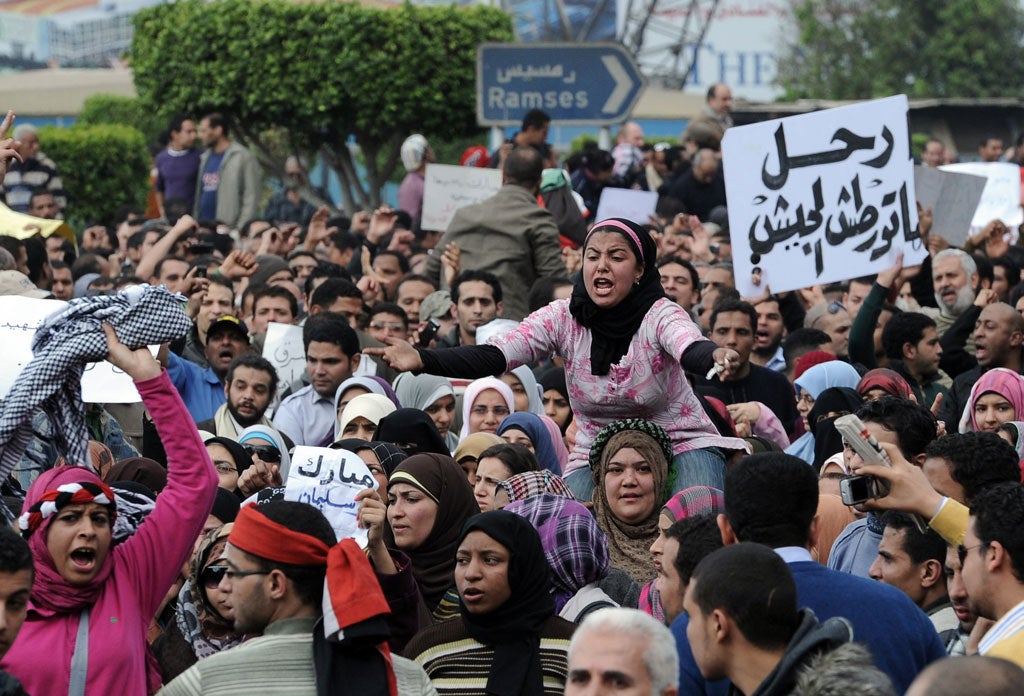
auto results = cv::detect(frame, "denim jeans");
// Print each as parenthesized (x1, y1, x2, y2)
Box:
(671, 447, 727, 492)
(564, 467, 596, 503)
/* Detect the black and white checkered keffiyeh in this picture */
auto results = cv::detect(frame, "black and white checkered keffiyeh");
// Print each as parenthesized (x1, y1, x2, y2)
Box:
(0, 285, 192, 510)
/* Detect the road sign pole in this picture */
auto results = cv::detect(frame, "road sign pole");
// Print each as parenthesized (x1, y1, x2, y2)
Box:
(598, 127, 611, 150)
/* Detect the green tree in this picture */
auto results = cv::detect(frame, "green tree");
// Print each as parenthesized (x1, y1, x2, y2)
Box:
(39, 125, 149, 228)
(130, 0, 513, 211)
(77, 94, 169, 145)
(778, 0, 1024, 100)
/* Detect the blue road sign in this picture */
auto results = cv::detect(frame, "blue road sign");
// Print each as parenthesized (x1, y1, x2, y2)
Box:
(477, 42, 646, 127)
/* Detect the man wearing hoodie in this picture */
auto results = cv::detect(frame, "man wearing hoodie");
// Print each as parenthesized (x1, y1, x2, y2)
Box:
(683, 543, 894, 696)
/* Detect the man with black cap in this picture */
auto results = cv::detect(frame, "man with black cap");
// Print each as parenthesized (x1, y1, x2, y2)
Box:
(160, 501, 434, 695)
(163, 315, 251, 423)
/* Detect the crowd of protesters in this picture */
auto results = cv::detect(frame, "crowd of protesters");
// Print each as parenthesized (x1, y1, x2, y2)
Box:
(0, 88, 1021, 695)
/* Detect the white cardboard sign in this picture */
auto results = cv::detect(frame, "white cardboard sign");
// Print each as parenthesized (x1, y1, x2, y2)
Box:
(939, 162, 1023, 228)
(284, 446, 377, 548)
(913, 165, 987, 246)
(421, 163, 503, 232)
(594, 188, 658, 226)
(0, 296, 145, 403)
(723, 95, 925, 296)
(262, 322, 306, 387)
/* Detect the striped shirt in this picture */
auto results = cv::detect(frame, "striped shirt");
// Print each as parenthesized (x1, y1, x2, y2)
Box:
(160, 617, 436, 696)
(405, 617, 574, 696)
(979, 597, 1024, 667)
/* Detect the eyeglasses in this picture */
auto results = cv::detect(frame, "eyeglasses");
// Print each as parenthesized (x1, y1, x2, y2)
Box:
(653, 142, 672, 152)
(471, 405, 511, 418)
(213, 461, 237, 475)
(201, 565, 229, 589)
(958, 542, 989, 565)
(223, 569, 272, 581)
(827, 301, 846, 314)
(369, 322, 405, 332)
(243, 445, 281, 463)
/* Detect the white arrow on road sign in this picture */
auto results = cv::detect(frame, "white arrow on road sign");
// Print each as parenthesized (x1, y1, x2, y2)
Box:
(601, 55, 631, 114)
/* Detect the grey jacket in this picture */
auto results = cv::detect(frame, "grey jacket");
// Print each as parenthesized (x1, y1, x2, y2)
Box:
(423, 184, 564, 321)
(741, 610, 854, 696)
(194, 141, 262, 229)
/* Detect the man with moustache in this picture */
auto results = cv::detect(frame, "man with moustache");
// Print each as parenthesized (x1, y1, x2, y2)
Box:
(937, 302, 1024, 426)
(197, 354, 292, 447)
(930, 249, 979, 343)
(749, 296, 786, 372)
(164, 315, 251, 423)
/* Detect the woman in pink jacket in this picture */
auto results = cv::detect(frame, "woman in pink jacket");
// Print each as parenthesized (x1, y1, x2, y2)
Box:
(1, 324, 219, 695)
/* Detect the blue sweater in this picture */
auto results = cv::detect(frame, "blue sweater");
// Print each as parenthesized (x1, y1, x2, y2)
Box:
(672, 559, 945, 695)
(166, 352, 225, 423)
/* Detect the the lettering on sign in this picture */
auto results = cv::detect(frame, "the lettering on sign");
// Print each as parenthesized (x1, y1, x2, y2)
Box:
(723, 95, 926, 296)
(284, 446, 377, 547)
(421, 164, 502, 232)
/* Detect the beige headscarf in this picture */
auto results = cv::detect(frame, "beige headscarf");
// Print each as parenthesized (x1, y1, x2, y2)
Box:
(592, 429, 670, 584)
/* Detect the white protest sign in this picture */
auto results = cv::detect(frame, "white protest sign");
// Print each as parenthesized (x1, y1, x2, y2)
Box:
(0, 296, 144, 403)
(723, 95, 925, 296)
(939, 162, 1023, 228)
(421, 164, 503, 232)
(594, 188, 658, 225)
(262, 322, 306, 387)
(913, 165, 987, 246)
(284, 446, 376, 548)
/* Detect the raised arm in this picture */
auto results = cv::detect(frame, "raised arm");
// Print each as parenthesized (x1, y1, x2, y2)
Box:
(366, 338, 507, 379)
(104, 324, 218, 617)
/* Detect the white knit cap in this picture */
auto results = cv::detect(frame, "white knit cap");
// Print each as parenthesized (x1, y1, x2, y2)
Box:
(401, 134, 429, 171)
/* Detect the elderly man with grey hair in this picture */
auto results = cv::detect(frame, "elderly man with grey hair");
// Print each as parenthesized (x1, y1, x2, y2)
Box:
(930, 248, 979, 340)
(1, 123, 65, 215)
(565, 608, 679, 696)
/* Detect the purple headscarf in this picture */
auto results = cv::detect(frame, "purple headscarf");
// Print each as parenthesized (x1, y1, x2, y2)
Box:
(505, 493, 609, 612)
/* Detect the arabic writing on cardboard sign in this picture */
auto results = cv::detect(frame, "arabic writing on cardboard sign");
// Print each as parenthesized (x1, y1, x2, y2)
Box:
(723, 95, 926, 296)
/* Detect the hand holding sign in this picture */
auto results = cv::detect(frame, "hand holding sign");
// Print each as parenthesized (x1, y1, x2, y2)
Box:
(284, 447, 378, 548)
(355, 488, 398, 574)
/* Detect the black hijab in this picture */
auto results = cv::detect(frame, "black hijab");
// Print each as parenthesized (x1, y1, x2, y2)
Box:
(568, 218, 665, 375)
(537, 366, 573, 434)
(332, 438, 408, 478)
(458, 511, 554, 696)
(373, 408, 449, 456)
(202, 437, 253, 479)
(810, 387, 863, 472)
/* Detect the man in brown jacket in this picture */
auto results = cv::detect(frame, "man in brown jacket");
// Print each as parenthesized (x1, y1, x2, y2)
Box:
(424, 146, 564, 320)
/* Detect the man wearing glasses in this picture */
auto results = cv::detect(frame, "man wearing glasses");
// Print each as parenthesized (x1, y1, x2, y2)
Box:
(839, 431, 1024, 662)
(161, 501, 433, 694)
(959, 482, 1024, 668)
(804, 300, 853, 361)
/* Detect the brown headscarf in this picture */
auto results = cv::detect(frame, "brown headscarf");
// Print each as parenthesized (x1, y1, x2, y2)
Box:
(592, 429, 670, 584)
(384, 453, 478, 611)
(104, 457, 168, 492)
